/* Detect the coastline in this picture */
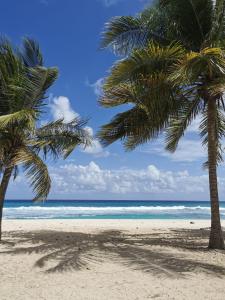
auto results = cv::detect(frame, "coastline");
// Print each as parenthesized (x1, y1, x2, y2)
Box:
(1, 219, 225, 300)
(3, 219, 225, 232)
(4, 199, 225, 220)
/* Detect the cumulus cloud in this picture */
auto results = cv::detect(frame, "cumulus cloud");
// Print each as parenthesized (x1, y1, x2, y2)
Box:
(48, 161, 213, 197)
(50, 96, 79, 123)
(10, 161, 225, 200)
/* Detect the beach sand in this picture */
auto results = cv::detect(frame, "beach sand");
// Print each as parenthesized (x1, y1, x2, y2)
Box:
(0, 219, 225, 300)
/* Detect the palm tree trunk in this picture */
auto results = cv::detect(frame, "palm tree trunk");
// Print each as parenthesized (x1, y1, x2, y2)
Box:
(207, 97, 224, 249)
(0, 167, 13, 241)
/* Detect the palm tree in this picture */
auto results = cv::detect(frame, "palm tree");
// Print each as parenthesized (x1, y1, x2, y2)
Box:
(0, 38, 91, 240)
(98, 0, 225, 249)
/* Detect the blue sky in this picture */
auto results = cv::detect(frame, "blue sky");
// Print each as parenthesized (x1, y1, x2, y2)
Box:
(1, 0, 224, 200)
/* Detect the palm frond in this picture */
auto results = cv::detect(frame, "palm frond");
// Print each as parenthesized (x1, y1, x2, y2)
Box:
(12, 165, 19, 180)
(205, 77, 225, 97)
(100, 77, 170, 108)
(0, 41, 58, 117)
(0, 109, 36, 130)
(11, 147, 51, 201)
(34, 118, 92, 159)
(101, 0, 204, 56)
(208, 0, 225, 46)
(97, 107, 151, 149)
(101, 16, 146, 55)
(170, 47, 225, 86)
(199, 105, 225, 165)
(165, 96, 203, 152)
(19, 38, 43, 67)
(160, 0, 213, 50)
(101, 6, 171, 56)
(105, 42, 185, 88)
(0, 37, 88, 204)
(99, 83, 137, 107)
(98, 95, 179, 150)
(24, 66, 58, 111)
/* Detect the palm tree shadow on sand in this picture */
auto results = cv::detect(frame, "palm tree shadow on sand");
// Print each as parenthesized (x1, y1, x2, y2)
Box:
(1, 229, 225, 277)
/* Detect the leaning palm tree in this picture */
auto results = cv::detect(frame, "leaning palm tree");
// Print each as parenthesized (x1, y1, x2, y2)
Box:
(98, 0, 225, 249)
(0, 38, 91, 240)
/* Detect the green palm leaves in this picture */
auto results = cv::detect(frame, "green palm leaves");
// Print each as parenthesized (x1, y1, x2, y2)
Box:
(99, 0, 225, 157)
(99, 41, 225, 159)
(104, 42, 185, 87)
(167, 47, 225, 156)
(0, 38, 91, 201)
(98, 42, 185, 149)
(171, 47, 225, 84)
(35, 118, 90, 159)
(99, 0, 225, 248)
(12, 147, 51, 201)
(101, 0, 215, 55)
(98, 42, 186, 150)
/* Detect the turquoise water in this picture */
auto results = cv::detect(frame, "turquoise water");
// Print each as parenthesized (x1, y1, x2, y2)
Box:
(3, 200, 225, 219)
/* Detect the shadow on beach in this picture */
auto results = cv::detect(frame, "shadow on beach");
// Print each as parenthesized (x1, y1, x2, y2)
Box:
(1, 228, 225, 277)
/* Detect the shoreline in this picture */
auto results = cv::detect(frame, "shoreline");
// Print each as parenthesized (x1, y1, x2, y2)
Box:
(3, 219, 224, 232)
(4, 200, 225, 220)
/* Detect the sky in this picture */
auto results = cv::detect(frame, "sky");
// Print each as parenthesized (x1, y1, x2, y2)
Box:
(1, 0, 224, 201)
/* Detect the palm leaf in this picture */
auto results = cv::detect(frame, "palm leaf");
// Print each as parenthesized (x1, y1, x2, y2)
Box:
(98, 95, 179, 150)
(24, 66, 58, 111)
(0, 109, 36, 130)
(165, 96, 203, 152)
(11, 147, 51, 201)
(101, 16, 146, 55)
(200, 103, 225, 165)
(160, 0, 213, 50)
(209, 0, 225, 46)
(105, 42, 185, 88)
(34, 118, 92, 159)
(19, 38, 43, 67)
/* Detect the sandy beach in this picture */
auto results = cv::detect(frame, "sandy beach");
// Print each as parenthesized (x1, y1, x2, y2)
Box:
(0, 219, 225, 300)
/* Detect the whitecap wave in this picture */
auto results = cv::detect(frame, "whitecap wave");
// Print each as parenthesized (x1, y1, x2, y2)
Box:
(3, 204, 222, 219)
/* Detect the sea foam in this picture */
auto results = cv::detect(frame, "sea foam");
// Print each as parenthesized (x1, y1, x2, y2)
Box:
(3, 204, 223, 219)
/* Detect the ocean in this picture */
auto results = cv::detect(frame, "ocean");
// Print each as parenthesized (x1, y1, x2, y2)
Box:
(3, 200, 225, 220)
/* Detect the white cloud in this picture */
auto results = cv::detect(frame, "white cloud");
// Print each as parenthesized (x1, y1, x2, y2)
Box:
(50, 96, 79, 123)
(161, 139, 206, 162)
(48, 161, 213, 196)
(82, 126, 110, 157)
(142, 138, 206, 162)
(49, 96, 109, 157)
(10, 161, 225, 200)
(86, 78, 104, 96)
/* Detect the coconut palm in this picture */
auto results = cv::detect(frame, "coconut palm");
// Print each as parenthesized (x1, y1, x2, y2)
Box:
(0, 38, 91, 240)
(98, 0, 225, 249)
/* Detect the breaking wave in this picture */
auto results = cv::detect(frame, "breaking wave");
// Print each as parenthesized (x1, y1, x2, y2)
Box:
(3, 204, 225, 219)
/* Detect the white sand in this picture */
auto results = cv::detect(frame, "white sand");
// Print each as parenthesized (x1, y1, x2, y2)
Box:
(0, 219, 225, 300)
